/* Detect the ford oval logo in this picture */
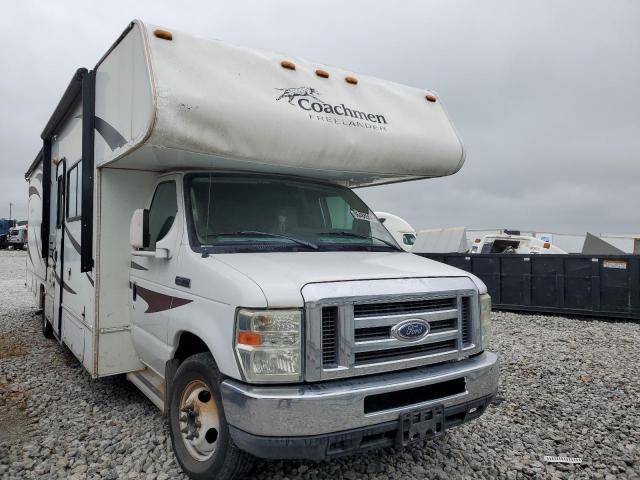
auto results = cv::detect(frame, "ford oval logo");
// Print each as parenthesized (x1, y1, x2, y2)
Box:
(391, 319, 430, 341)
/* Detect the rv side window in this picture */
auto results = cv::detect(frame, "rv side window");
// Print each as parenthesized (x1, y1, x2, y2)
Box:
(66, 162, 81, 220)
(148, 181, 178, 250)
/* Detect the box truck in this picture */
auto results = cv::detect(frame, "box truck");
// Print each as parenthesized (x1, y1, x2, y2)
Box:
(25, 20, 498, 479)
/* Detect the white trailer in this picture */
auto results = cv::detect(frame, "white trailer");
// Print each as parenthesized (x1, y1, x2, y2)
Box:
(26, 20, 497, 479)
(470, 234, 567, 254)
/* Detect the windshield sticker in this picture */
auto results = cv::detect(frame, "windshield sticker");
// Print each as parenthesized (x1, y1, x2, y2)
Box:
(350, 210, 377, 223)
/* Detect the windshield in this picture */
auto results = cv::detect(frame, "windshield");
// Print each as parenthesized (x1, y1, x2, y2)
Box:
(184, 174, 400, 253)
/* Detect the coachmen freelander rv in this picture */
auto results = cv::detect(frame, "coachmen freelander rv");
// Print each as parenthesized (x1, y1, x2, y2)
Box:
(25, 20, 498, 480)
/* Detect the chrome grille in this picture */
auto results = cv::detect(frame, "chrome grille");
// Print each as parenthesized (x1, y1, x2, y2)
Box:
(304, 278, 480, 382)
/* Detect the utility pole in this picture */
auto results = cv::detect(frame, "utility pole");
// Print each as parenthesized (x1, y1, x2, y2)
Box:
(9, 202, 12, 221)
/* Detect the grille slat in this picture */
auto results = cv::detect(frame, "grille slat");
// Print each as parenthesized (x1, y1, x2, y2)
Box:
(461, 297, 472, 347)
(353, 298, 457, 318)
(322, 306, 339, 367)
(354, 339, 457, 365)
(425, 318, 457, 333)
(354, 326, 390, 341)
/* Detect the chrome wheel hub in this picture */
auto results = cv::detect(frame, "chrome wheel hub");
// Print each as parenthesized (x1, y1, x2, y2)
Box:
(178, 380, 220, 461)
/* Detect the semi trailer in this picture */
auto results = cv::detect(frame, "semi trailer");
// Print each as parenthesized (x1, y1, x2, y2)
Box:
(25, 20, 498, 480)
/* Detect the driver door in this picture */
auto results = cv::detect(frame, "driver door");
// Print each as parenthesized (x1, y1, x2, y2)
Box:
(130, 178, 180, 374)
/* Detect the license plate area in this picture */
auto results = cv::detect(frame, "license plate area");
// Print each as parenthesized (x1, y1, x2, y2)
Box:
(397, 405, 445, 446)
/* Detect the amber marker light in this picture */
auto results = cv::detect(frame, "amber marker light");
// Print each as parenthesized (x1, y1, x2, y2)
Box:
(153, 29, 173, 41)
(238, 331, 261, 346)
(280, 60, 296, 70)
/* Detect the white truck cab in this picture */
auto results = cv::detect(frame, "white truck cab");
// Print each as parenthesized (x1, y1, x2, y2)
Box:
(7, 225, 27, 250)
(375, 211, 417, 251)
(25, 20, 498, 479)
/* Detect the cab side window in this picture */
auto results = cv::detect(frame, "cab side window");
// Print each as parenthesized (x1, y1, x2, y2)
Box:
(148, 181, 177, 250)
(66, 161, 82, 220)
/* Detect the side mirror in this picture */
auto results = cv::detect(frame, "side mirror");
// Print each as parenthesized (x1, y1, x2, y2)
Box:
(130, 209, 149, 249)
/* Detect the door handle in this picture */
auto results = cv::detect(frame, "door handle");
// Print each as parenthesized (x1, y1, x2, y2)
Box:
(132, 282, 137, 301)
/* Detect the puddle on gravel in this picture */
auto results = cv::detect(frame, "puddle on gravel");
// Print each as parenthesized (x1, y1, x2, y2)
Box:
(0, 376, 35, 444)
(0, 332, 28, 359)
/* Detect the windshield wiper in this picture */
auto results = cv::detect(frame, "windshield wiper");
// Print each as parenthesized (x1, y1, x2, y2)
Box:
(207, 231, 318, 250)
(319, 231, 400, 250)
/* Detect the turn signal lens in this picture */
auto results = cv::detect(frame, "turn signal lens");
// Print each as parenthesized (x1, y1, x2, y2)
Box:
(238, 332, 261, 346)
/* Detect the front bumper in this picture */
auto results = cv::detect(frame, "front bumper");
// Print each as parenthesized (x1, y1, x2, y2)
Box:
(221, 351, 499, 459)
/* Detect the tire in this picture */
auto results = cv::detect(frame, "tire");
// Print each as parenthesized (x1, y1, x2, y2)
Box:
(41, 290, 54, 339)
(169, 353, 254, 480)
(42, 313, 54, 338)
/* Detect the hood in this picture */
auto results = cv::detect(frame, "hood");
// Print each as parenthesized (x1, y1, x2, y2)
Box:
(212, 251, 485, 307)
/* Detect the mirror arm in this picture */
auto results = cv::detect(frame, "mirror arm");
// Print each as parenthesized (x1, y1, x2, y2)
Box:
(131, 250, 156, 257)
(130, 248, 169, 259)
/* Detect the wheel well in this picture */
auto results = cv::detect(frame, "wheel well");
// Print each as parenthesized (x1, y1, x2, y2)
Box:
(174, 332, 210, 362)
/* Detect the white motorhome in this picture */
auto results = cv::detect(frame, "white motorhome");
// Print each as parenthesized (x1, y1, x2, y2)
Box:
(25, 21, 498, 480)
(374, 211, 416, 251)
(8, 225, 28, 250)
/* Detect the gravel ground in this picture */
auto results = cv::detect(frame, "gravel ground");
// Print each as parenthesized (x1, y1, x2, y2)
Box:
(1, 249, 639, 479)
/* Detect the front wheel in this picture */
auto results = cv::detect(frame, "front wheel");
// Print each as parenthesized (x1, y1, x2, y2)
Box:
(168, 353, 254, 480)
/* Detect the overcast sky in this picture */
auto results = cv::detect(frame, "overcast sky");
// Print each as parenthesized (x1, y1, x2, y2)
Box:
(1, 0, 638, 234)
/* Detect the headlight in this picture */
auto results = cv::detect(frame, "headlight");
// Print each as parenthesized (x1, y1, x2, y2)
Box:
(479, 294, 492, 348)
(234, 309, 302, 383)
